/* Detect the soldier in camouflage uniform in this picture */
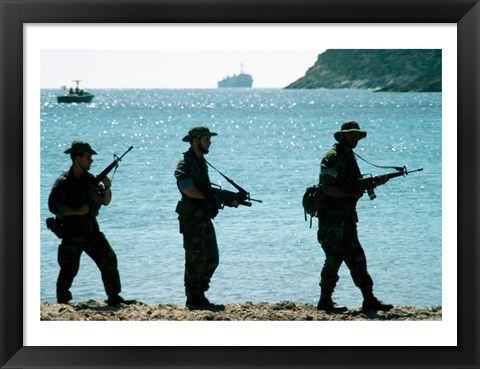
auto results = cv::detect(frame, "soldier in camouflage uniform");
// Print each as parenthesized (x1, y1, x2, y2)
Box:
(174, 126, 232, 308)
(48, 141, 134, 307)
(316, 121, 393, 312)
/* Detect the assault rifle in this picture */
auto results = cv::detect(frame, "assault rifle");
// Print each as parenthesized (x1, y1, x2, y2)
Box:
(93, 145, 133, 186)
(210, 183, 262, 208)
(205, 160, 262, 209)
(352, 166, 423, 200)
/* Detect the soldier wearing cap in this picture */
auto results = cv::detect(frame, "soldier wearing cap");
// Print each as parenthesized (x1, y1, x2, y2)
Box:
(174, 126, 226, 308)
(48, 141, 133, 306)
(316, 121, 393, 312)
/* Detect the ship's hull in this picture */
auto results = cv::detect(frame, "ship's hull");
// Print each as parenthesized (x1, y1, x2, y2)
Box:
(57, 94, 94, 103)
(218, 74, 253, 88)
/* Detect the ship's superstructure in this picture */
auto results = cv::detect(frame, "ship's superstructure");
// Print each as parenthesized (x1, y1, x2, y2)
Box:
(218, 64, 253, 88)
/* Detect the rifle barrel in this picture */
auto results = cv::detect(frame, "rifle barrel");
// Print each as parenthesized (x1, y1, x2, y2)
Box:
(407, 168, 423, 174)
(385, 167, 423, 180)
(120, 146, 133, 159)
(94, 146, 133, 185)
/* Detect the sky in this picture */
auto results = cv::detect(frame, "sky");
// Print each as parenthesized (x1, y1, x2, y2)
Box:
(41, 49, 322, 89)
(37, 24, 455, 90)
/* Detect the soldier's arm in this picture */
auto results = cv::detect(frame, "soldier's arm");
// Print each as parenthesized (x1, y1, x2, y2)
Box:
(175, 155, 207, 200)
(62, 205, 91, 216)
(101, 177, 112, 206)
(178, 179, 206, 200)
(49, 179, 91, 216)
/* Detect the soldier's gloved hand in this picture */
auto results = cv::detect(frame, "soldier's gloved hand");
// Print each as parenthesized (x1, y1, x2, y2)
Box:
(222, 198, 240, 207)
(102, 176, 112, 189)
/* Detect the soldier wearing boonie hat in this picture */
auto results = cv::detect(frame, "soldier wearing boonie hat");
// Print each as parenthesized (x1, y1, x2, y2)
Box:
(174, 126, 222, 309)
(182, 125, 218, 143)
(63, 140, 98, 156)
(48, 140, 135, 307)
(315, 121, 393, 313)
(333, 120, 367, 142)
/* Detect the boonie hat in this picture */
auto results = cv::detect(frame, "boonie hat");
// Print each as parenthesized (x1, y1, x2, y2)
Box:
(64, 140, 98, 155)
(182, 126, 218, 142)
(334, 121, 367, 141)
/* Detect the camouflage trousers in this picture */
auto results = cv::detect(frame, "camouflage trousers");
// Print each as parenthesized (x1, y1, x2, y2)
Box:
(317, 212, 373, 294)
(56, 229, 121, 301)
(180, 216, 219, 298)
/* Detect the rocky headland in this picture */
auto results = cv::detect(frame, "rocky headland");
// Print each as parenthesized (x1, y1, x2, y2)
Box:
(41, 300, 442, 321)
(286, 49, 441, 92)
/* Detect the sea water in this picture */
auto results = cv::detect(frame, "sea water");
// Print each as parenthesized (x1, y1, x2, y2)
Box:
(40, 88, 442, 308)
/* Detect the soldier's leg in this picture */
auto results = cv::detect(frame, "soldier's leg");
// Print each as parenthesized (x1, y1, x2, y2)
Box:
(317, 222, 348, 311)
(56, 237, 83, 303)
(317, 221, 344, 294)
(343, 222, 392, 310)
(84, 232, 121, 298)
(202, 220, 219, 294)
(182, 219, 208, 299)
(342, 221, 373, 291)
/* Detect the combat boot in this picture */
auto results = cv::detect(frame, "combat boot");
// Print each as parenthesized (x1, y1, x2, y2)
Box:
(360, 288, 393, 311)
(57, 290, 72, 304)
(186, 293, 211, 309)
(316, 293, 347, 312)
(362, 297, 393, 311)
(107, 294, 137, 307)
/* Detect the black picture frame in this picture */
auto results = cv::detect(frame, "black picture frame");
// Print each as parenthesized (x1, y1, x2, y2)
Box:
(1, 0, 479, 368)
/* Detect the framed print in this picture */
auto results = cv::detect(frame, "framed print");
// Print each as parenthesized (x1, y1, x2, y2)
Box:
(1, 0, 479, 368)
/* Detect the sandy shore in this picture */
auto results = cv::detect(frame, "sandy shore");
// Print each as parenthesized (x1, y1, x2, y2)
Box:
(41, 300, 442, 321)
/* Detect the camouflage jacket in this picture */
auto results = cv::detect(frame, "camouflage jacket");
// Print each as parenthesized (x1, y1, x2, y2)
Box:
(318, 143, 361, 213)
(174, 148, 216, 219)
(48, 168, 104, 219)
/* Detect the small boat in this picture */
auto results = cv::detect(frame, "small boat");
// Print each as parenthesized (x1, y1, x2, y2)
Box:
(57, 80, 94, 103)
(218, 64, 253, 88)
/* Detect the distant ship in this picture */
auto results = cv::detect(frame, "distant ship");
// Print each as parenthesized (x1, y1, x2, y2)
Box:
(217, 64, 253, 88)
(57, 80, 94, 103)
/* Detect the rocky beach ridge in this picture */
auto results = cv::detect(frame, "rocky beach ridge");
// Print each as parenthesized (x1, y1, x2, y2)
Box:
(285, 49, 441, 92)
(41, 300, 442, 321)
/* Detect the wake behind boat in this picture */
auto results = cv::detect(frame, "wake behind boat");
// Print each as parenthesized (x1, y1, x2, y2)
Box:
(57, 80, 94, 103)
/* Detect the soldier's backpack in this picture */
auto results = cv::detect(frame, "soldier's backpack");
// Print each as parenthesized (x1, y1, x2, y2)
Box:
(302, 184, 321, 228)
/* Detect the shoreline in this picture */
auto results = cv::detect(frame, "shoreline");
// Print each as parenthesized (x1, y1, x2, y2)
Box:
(41, 300, 442, 321)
